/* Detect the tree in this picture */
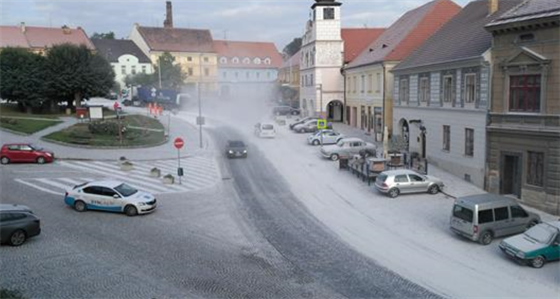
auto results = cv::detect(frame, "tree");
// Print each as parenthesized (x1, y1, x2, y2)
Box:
(153, 52, 187, 90)
(44, 44, 115, 109)
(282, 38, 302, 57)
(0, 48, 47, 113)
(124, 72, 156, 88)
(91, 32, 115, 39)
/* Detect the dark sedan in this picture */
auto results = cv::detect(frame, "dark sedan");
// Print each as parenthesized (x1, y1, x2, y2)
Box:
(226, 140, 248, 159)
(0, 204, 41, 246)
(272, 106, 300, 116)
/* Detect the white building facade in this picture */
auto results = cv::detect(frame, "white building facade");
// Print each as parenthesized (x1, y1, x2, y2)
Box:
(299, 0, 344, 119)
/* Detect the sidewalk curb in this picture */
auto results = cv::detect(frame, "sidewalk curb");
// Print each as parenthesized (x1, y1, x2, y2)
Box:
(56, 154, 199, 162)
(39, 135, 169, 150)
(0, 127, 30, 136)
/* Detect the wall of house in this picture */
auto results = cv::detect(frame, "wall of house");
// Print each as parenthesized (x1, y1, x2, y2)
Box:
(113, 54, 153, 89)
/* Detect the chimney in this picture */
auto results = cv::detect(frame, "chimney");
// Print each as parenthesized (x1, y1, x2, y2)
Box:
(20, 22, 26, 33)
(489, 0, 499, 15)
(62, 25, 71, 35)
(164, 1, 173, 28)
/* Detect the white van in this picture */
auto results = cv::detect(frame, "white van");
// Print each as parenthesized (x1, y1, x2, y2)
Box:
(254, 123, 276, 138)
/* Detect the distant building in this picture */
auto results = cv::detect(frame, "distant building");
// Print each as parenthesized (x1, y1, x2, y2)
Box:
(92, 39, 153, 90)
(0, 23, 94, 54)
(213, 40, 282, 99)
(344, 0, 461, 141)
(129, 2, 217, 95)
(299, 0, 385, 122)
(279, 50, 302, 106)
(485, 0, 560, 214)
(391, 0, 524, 189)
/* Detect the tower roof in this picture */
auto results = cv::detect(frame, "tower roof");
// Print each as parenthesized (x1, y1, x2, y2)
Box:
(312, 0, 342, 9)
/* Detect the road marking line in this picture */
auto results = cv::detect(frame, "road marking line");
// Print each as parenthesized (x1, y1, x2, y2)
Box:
(35, 178, 73, 191)
(14, 179, 61, 195)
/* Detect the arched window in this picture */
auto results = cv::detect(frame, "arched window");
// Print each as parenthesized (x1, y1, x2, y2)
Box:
(264, 58, 271, 65)
(232, 57, 239, 64)
(243, 57, 251, 64)
(219, 57, 228, 64)
(253, 58, 261, 64)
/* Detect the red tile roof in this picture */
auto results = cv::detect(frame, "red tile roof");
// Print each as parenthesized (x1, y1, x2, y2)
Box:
(0, 25, 94, 50)
(213, 40, 282, 69)
(347, 0, 461, 69)
(137, 26, 214, 53)
(341, 28, 385, 63)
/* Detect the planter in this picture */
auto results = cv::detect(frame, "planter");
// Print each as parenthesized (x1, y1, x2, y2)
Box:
(120, 161, 134, 171)
(162, 174, 175, 185)
(150, 167, 161, 178)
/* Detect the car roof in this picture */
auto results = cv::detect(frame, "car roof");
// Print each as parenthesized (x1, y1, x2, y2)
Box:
(380, 169, 419, 176)
(2, 143, 30, 146)
(84, 180, 123, 189)
(456, 193, 518, 208)
(340, 137, 364, 143)
(227, 140, 245, 145)
(545, 221, 560, 231)
(0, 204, 32, 212)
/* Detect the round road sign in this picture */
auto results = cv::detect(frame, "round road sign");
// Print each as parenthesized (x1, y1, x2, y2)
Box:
(174, 137, 184, 149)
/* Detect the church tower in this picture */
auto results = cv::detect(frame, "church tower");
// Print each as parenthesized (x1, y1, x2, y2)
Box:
(300, 0, 344, 119)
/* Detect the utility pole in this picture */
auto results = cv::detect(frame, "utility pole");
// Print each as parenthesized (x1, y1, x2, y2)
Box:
(198, 53, 203, 148)
(158, 56, 162, 89)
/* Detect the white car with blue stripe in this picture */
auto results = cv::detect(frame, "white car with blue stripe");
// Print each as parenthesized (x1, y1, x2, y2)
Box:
(64, 181, 157, 216)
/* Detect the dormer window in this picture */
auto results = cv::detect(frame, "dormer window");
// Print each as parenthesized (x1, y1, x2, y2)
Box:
(519, 33, 535, 42)
(243, 57, 251, 64)
(219, 57, 228, 64)
(324, 8, 335, 20)
(232, 57, 239, 64)
(253, 58, 261, 64)
(264, 58, 271, 65)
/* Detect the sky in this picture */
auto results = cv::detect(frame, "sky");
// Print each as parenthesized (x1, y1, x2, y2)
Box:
(0, 0, 472, 51)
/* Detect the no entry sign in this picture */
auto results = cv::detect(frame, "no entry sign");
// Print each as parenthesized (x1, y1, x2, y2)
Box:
(174, 137, 184, 149)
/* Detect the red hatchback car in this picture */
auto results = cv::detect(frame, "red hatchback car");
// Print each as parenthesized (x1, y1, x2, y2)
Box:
(0, 144, 54, 164)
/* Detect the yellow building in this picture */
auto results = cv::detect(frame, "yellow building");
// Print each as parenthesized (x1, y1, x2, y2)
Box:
(130, 24, 218, 95)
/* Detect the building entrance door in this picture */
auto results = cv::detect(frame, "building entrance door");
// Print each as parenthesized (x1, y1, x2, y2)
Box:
(501, 153, 522, 198)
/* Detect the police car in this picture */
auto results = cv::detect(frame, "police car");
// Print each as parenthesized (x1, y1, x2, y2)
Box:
(64, 181, 157, 216)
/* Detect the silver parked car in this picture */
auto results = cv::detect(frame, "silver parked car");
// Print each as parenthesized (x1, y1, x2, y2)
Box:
(307, 130, 344, 146)
(0, 204, 41, 246)
(320, 138, 376, 161)
(450, 194, 541, 245)
(374, 169, 444, 198)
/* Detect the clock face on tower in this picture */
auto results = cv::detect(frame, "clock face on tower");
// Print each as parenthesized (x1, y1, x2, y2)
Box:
(323, 8, 335, 20)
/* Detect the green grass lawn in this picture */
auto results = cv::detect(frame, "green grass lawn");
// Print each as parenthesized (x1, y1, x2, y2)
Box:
(0, 289, 25, 299)
(0, 103, 64, 119)
(0, 117, 62, 134)
(43, 115, 166, 147)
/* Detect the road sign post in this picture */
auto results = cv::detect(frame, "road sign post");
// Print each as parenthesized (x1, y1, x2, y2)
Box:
(317, 119, 327, 146)
(174, 137, 184, 185)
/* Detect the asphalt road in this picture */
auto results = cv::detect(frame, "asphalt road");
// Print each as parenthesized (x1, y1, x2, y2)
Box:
(1, 124, 440, 299)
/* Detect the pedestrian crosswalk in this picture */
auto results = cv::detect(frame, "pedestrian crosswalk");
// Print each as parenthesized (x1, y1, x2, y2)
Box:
(14, 156, 220, 195)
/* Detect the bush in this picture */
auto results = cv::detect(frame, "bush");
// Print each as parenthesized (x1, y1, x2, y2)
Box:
(88, 121, 120, 135)
(0, 289, 27, 299)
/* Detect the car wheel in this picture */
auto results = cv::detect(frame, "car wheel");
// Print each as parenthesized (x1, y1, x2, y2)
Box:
(526, 220, 539, 230)
(428, 185, 439, 195)
(530, 256, 546, 268)
(330, 154, 339, 161)
(479, 231, 493, 245)
(388, 188, 400, 198)
(9, 230, 27, 246)
(36, 157, 45, 164)
(312, 140, 320, 146)
(297, 129, 304, 133)
(125, 205, 138, 217)
(74, 200, 87, 212)
(0, 157, 9, 164)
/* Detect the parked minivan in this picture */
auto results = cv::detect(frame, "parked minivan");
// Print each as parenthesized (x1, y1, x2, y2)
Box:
(450, 194, 541, 245)
(254, 123, 276, 138)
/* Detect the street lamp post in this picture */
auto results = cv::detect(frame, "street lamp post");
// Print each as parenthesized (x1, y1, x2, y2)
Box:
(317, 84, 324, 146)
(158, 57, 162, 89)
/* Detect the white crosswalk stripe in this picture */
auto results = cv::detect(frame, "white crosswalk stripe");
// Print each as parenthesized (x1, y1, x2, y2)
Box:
(14, 157, 220, 196)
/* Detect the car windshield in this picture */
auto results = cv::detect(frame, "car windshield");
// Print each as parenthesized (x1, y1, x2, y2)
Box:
(336, 140, 344, 147)
(524, 224, 556, 244)
(114, 183, 138, 197)
(229, 141, 245, 147)
(29, 144, 43, 151)
(262, 124, 274, 130)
